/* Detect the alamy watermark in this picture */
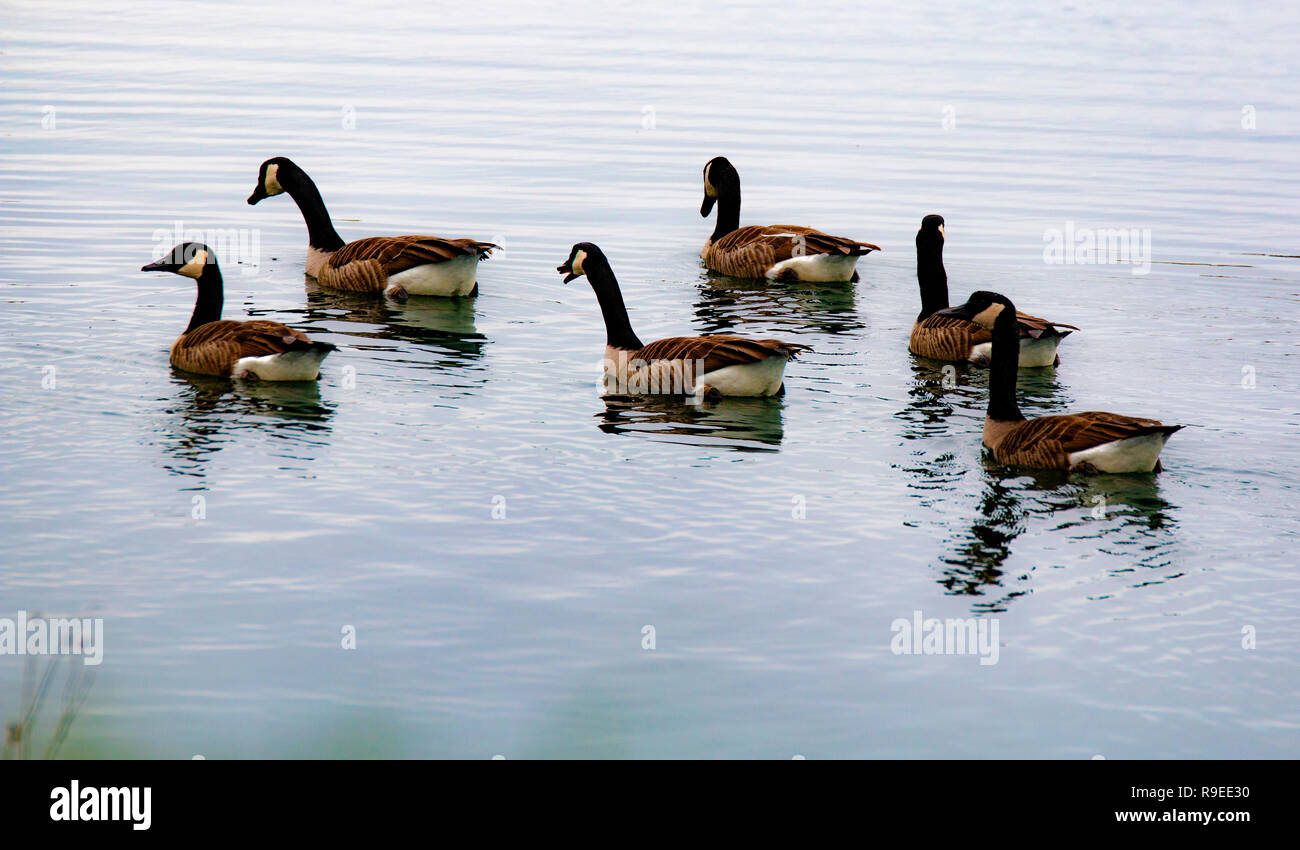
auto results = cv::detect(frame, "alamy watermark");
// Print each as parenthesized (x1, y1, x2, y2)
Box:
(150, 220, 261, 276)
(890, 609, 999, 665)
(601, 354, 710, 400)
(0, 611, 103, 666)
(1043, 221, 1151, 276)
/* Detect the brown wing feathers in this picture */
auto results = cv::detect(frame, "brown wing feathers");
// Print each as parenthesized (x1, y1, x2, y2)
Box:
(910, 314, 991, 360)
(171, 320, 323, 377)
(912, 311, 1076, 360)
(707, 225, 879, 278)
(329, 235, 496, 274)
(996, 412, 1182, 468)
(636, 335, 810, 373)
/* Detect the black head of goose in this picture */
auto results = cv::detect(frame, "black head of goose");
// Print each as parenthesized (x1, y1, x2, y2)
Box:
(558, 242, 809, 399)
(908, 214, 1078, 367)
(247, 156, 496, 300)
(944, 290, 1180, 473)
(142, 241, 334, 381)
(698, 156, 880, 283)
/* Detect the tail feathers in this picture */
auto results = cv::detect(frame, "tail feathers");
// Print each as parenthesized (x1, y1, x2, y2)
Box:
(285, 338, 337, 354)
(774, 341, 813, 358)
(1023, 324, 1077, 339)
(1134, 423, 1183, 441)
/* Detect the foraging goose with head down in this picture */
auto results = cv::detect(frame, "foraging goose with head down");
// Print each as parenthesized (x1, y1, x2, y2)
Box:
(247, 156, 495, 299)
(700, 156, 880, 282)
(558, 243, 809, 398)
(142, 242, 335, 380)
(944, 290, 1181, 472)
(910, 215, 1077, 367)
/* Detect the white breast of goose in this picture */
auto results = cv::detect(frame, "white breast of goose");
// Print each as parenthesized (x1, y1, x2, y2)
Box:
(1067, 432, 1172, 473)
(764, 253, 859, 282)
(233, 348, 330, 381)
(699, 357, 788, 396)
(388, 254, 478, 296)
(969, 336, 1063, 368)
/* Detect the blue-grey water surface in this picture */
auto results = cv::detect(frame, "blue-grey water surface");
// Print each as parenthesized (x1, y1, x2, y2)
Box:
(1, 0, 1298, 758)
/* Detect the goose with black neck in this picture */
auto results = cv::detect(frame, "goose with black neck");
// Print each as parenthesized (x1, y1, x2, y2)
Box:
(940, 290, 1180, 472)
(248, 156, 495, 299)
(699, 156, 880, 282)
(141, 242, 335, 380)
(910, 215, 1077, 367)
(558, 243, 810, 399)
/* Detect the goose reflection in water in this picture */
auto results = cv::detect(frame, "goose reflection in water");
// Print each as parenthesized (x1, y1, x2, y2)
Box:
(692, 273, 864, 337)
(154, 372, 336, 479)
(297, 276, 487, 363)
(894, 357, 1175, 611)
(597, 394, 784, 451)
(937, 463, 1178, 613)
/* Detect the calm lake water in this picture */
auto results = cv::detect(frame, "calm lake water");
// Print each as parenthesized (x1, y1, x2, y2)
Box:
(2, 0, 1298, 758)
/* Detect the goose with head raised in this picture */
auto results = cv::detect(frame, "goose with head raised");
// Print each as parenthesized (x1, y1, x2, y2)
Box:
(941, 290, 1180, 472)
(910, 215, 1077, 367)
(248, 156, 495, 299)
(699, 156, 879, 282)
(142, 242, 335, 380)
(559, 242, 809, 399)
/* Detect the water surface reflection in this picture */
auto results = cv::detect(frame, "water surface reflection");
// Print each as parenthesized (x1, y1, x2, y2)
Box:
(300, 278, 487, 362)
(692, 274, 863, 337)
(937, 464, 1177, 612)
(596, 394, 784, 451)
(153, 373, 335, 478)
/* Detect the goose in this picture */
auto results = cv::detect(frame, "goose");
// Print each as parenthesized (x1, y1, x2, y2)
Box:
(558, 243, 809, 398)
(941, 290, 1181, 472)
(700, 156, 880, 282)
(142, 242, 335, 380)
(910, 215, 1077, 367)
(247, 156, 495, 299)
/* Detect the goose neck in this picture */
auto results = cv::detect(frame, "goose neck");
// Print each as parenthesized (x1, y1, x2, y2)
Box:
(281, 167, 345, 252)
(710, 187, 741, 242)
(586, 255, 644, 351)
(916, 241, 949, 320)
(987, 309, 1025, 422)
(186, 263, 224, 333)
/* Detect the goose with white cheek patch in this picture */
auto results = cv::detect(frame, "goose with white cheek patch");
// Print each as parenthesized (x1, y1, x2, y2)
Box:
(699, 156, 880, 282)
(247, 156, 495, 300)
(142, 242, 336, 381)
(944, 290, 1181, 473)
(910, 215, 1077, 367)
(558, 243, 810, 399)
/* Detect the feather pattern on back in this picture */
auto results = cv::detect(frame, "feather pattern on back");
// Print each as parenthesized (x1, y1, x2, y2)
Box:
(910, 311, 1078, 361)
(635, 335, 810, 374)
(990, 412, 1179, 469)
(312, 236, 495, 293)
(170, 319, 318, 377)
(703, 225, 880, 279)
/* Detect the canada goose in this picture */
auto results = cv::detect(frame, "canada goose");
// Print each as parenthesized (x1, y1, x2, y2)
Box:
(910, 215, 1077, 367)
(142, 242, 335, 380)
(558, 243, 809, 398)
(942, 290, 1180, 472)
(247, 156, 495, 299)
(700, 156, 880, 282)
